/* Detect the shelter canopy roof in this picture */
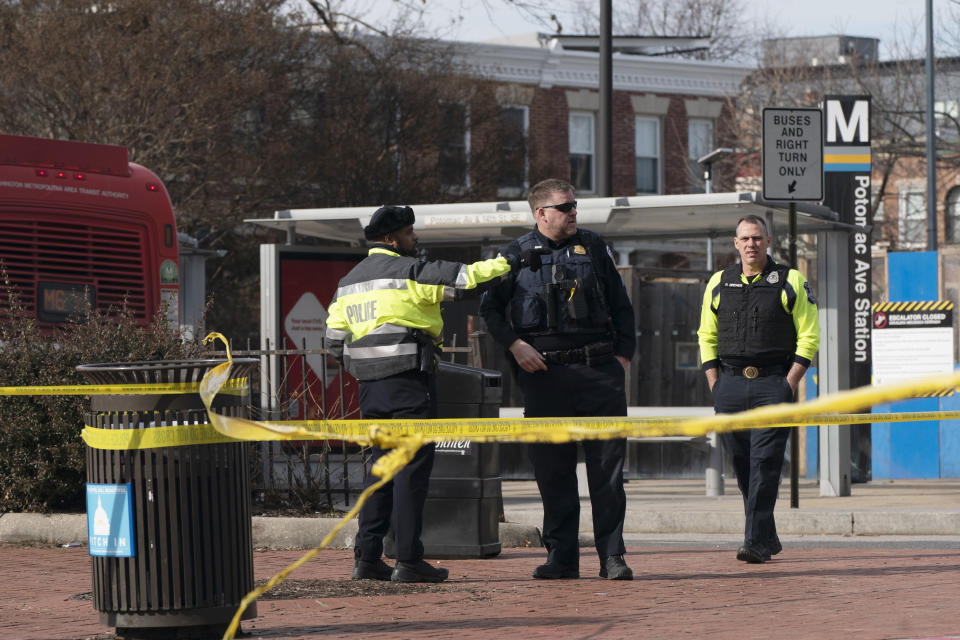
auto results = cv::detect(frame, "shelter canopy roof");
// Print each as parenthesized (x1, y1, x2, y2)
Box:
(246, 192, 841, 246)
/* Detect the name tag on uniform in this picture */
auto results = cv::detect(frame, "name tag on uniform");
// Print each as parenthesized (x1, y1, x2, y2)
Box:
(573, 245, 586, 255)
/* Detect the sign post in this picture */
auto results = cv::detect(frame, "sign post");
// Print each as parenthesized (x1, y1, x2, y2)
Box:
(763, 106, 824, 507)
(762, 107, 824, 201)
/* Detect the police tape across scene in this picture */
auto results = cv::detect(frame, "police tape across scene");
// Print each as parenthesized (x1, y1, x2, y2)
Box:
(79, 409, 960, 450)
(4, 330, 960, 640)
(194, 332, 960, 640)
(0, 378, 249, 396)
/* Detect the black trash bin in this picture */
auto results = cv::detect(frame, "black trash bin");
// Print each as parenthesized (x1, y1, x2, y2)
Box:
(78, 359, 258, 639)
(384, 360, 503, 559)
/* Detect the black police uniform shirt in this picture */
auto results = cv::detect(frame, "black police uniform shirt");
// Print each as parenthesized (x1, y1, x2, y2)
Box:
(479, 227, 635, 359)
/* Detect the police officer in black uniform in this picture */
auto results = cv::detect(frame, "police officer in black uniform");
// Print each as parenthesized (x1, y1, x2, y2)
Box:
(480, 178, 636, 581)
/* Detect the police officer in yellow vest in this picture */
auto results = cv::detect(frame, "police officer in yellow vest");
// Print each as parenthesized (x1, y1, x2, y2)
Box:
(697, 214, 819, 564)
(325, 205, 547, 583)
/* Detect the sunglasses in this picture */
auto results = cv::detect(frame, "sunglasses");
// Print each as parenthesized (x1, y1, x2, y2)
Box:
(542, 200, 577, 213)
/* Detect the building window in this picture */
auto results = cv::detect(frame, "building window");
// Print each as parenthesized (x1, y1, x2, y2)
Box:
(498, 106, 528, 196)
(569, 112, 595, 193)
(635, 116, 660, 195)
(233, 105, 265, 147)
(291, 91, 323, 128)
(946, 187, 960, 243)
(870, 186, 886, 241)
(440, 103, 469, 188)
(688, 119, 714, 193)
(936, 99, 960, 140)
(898, 188, 926, 248)
(871, 187, 885, 222)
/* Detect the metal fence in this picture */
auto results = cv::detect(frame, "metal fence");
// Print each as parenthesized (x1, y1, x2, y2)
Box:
(205, 335, 482, 515)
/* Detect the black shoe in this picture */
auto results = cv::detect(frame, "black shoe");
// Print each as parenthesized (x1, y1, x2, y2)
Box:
(532, 561, 579, 579)
(766, 539, 782, 557)
(599, 555, 633, 580)
(351, 558, 393, 581)
(736, 544, 768, 564)
(391, 560, 449, 583)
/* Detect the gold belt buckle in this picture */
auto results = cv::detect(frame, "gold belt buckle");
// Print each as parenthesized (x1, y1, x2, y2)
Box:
(743, 366, 759, 379)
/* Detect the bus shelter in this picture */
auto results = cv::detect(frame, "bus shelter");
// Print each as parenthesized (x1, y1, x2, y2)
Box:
(247, 192, 857, 497)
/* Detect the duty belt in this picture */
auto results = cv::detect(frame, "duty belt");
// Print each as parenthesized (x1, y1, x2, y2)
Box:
(721, 363, 789, 379)
(541, 342, 614, 367)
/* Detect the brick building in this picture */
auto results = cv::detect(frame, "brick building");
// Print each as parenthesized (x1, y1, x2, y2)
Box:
(446, 34, 751, 201)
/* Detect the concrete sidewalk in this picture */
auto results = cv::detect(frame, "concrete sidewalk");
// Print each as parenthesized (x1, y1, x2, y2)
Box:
(505, 477, 960, 538)
(2, 478, 960, 548)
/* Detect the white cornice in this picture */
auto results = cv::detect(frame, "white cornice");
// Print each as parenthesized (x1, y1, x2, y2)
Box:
(456, 41, 751, 98)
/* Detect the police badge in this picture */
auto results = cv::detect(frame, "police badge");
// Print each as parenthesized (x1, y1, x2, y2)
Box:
(766, 271, 779, 284)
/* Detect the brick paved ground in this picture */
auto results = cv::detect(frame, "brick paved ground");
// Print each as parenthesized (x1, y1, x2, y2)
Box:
(3, 545, 959, 640)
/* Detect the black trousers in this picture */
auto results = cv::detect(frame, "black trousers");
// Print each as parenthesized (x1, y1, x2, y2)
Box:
(354, 369, 436, 564)
(517, 359, 627, 567)
(713, 371, 794, 552)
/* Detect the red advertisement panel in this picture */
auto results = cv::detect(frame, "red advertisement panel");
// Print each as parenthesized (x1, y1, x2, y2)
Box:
(278, 252, 364, 426)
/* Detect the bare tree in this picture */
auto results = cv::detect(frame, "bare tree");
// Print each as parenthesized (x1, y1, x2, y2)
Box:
(732, 17, 960, 249)
(0, 0, 521, 340)
(299, 0, 562, 37)
(564, 0, 755, 61)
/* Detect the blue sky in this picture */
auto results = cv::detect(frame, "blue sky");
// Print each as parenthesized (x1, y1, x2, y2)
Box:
(360, 0, 938, 60)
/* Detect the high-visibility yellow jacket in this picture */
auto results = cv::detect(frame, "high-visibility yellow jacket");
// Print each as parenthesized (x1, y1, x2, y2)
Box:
(697, 257, 819, 370)
(325, 246, 513, 381)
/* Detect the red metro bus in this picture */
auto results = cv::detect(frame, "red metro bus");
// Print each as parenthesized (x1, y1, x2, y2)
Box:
(0, 134, 179, 328)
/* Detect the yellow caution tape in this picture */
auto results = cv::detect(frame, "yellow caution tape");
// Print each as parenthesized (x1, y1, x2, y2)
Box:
(20, 332, 960, 639)
(255, 409, 960, 440)
(226, 470, 396, 634)
(81, 423, 240, 449)
(0, 378, 249, 396)
(199, 375, 960, 447)
(78, 410, 960, 451)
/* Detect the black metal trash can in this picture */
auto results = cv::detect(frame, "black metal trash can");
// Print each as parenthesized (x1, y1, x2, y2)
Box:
(78, 359, 258, 638)
(385, 361, 503, 559)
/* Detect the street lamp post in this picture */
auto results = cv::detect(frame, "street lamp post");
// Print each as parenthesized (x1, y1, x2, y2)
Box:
(599, 0, 612, 197)
(697, 146, 734, 498)
(926, 0, 938, 250)
(698, 147, 734, 195)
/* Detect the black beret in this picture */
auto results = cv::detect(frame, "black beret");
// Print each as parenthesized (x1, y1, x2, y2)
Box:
(364, 205, 415, 240)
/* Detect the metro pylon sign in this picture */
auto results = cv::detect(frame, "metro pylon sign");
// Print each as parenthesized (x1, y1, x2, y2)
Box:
(822, 95, 872, 378)
(822, 94, 872, 481)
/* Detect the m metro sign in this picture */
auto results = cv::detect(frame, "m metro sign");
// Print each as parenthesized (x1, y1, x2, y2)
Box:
(762, 107, 824, 201)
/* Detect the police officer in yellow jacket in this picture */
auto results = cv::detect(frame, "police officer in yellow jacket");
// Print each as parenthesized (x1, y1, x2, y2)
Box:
(697, 214, 819, 564)
(325, 205, 546, 583)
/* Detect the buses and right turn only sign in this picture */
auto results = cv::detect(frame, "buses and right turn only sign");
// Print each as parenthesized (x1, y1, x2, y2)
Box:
(762, 107, 823, 201)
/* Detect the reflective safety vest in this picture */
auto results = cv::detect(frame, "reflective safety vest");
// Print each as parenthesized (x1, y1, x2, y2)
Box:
(509, 230, 613, 340)
(325, 246, 512, 381)
(714, 261, 797, 365)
